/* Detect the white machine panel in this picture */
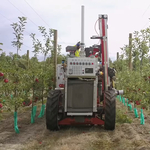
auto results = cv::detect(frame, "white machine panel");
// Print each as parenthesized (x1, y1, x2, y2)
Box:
(67, 57, 98, 77)
(56, 64, 65, 88)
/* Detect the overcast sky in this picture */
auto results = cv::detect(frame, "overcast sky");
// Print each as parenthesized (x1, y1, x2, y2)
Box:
(0, 0, 150, 61)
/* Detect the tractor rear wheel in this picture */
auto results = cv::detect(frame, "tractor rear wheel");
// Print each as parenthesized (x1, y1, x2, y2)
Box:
(104, 90, 116, 130)
(46, 90, 61, 131)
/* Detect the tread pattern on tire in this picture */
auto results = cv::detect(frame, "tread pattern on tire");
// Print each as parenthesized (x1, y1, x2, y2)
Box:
(104, 90, 116, 130)
(46, 90, 61, 131)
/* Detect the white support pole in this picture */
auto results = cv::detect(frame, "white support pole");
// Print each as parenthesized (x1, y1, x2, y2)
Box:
(80, 5, 85, 57)
(81, 5, 84, 46)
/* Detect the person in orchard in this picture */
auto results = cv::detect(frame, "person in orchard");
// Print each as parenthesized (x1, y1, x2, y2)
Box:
(75, 42, 80, 57)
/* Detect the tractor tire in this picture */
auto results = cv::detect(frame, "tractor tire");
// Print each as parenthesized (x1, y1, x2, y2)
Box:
(104, 90, 116, 130)
(46, 90, 61, 131)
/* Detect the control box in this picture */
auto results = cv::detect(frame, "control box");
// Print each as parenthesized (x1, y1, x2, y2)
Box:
(67, 57, 98, 77)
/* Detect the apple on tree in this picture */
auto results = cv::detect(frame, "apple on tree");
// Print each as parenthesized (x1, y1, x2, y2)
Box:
(0, 72, 4, 77)
(4, 79, 8, 83)
(22, 102, 26, 106)
(34, 97, 38, 102)
(35, 78, 39, 82)
(0, 103, 3, 108)
(135, 101, 140, 105)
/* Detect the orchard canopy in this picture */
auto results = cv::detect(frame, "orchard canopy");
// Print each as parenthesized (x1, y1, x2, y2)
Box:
(0, 17, 66, 113)
(112, 28, 150, 109)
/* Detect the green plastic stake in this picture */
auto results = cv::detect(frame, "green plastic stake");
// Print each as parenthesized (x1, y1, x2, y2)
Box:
(123, 98, 126, 106)
(126, 99, 128, 107)
(128, 104, 132, 111)
(119, 96, 122, 102)
(14, 111, 19, 134)
(122, 97, 124, 104)
(140, 109, 145, 125)
(11, 94, 13, 99)
(42, 104, 45, 116)
(31, 106, 37, 124)
(134, 108, 139, 118)
(38, 104, 46, 118)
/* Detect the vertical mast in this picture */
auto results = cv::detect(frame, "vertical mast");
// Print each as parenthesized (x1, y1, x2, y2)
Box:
(80, 5, 85, 57)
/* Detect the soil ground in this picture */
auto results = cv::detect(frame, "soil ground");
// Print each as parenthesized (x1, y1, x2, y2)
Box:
(0, 100, 150, 150)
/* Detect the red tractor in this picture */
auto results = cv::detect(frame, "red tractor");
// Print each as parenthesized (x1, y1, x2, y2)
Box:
(46, 6, 123, 131)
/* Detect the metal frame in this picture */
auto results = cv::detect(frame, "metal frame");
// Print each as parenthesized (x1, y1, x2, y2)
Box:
(99, 14, 110, 91)
(67, 113, 92, 116)
(65, 76, 97, 115)
(64, 77, 68, 112)
(93, 76, 98, 112)
(59, 117, 104, 125)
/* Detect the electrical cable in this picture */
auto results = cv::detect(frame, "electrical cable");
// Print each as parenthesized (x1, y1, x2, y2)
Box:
(142, 22, 149, 28)
(7, 0, 38, 27)
(94, 18, 101, 45)
(23, 0, 69, 46)
(0, 13, 31, 36)
(0, 13, 32, 49)
(142, 3, 150, 17)
(94, 19, 99, 35)
(24, 0, 50, 28)
(5, 1, 81, 48)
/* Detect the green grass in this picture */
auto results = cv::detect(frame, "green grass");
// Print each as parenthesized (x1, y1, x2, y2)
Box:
(116, 109, 132, 124)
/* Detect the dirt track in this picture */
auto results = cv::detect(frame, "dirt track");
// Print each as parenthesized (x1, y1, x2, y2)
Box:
(1, 101, 150, 150)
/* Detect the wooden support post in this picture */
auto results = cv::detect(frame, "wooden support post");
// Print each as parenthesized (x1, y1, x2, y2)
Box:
(129, 33, 132, 70)
(27, 50, 29, 69)
(117, 52, 119, 61)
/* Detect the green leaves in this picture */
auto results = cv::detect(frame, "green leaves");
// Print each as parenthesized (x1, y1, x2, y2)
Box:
(120, 27, 150, 71)
(11, 17, 27, 55)
(0, 43, 3, 51)
(115, 26, 150, 108)
(30, 26, 54, 58)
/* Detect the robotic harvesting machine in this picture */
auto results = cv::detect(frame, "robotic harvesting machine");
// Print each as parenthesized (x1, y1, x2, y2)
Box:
(46, 6, 123, 131)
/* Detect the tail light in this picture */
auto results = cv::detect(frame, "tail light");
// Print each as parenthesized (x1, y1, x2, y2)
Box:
(59, 84, 64, 88)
